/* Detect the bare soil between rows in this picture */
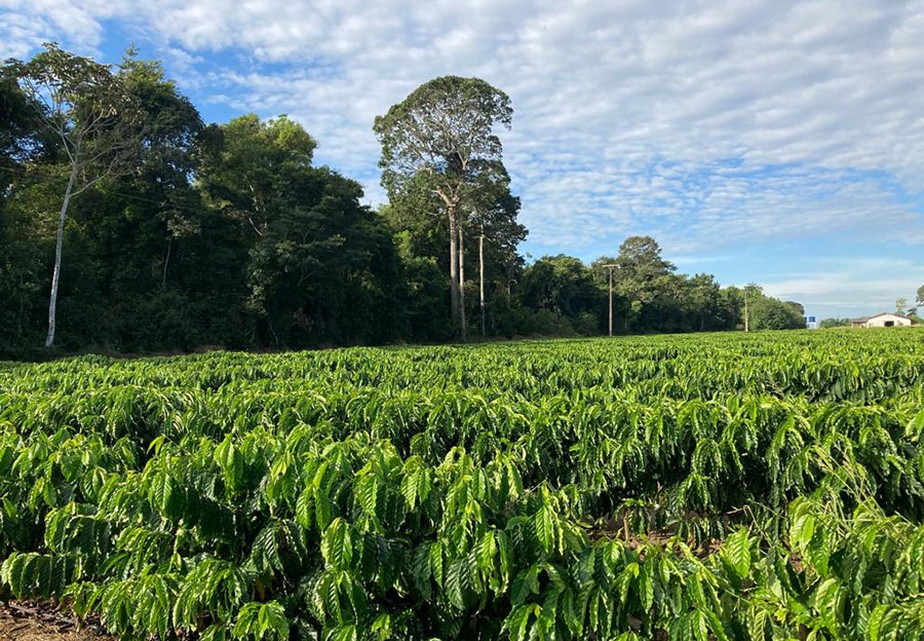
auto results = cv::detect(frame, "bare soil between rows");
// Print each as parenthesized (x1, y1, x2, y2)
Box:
(0, 602, 109, 641)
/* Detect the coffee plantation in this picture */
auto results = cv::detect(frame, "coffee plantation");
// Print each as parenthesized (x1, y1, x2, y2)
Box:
(2, 330, 923, 640)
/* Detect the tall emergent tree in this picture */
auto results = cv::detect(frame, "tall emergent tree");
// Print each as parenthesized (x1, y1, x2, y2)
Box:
(374, 76, 513, 337)
(6, 43, 142, 347)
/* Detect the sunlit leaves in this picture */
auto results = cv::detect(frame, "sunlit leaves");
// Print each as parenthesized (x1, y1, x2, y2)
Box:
(720, 528, 751, 582)
(322, 518, 353, 570)
(232, 601, 289, 641)
(1, 332, 924, 640)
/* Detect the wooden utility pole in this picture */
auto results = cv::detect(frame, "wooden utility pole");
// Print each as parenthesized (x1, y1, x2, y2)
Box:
(479, 231, 486, 337)
(601, 264, 617, 336)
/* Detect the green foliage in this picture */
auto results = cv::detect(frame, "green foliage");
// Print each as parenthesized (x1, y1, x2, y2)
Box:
(190, 115, 401, 347)
(392, 231, 453, 342)
(820, 317, 852, 328)
(519, 255, 603, 323)
(515, 245, 796, 337)
(2, 331, 924, 638)
(1, 45, 409, 354)
(374, 76, 518, 337)
(612, 235, 675, 331)
(6, 43, 149, 348)
(3, 47, 923, 641)
(232, 601, 289, 641)
(373, 76, 512, 208)
(2, 43, 810, 354)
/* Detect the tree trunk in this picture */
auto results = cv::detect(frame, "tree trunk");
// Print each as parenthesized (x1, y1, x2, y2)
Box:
(45, 164, 78, 348)
(458, 223, 466, 341)
(448, 206, 459, 336)
(479, 232, 485, 337)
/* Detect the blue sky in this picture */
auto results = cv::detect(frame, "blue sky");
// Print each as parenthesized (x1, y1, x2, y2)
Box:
(3, 0, 923, 319)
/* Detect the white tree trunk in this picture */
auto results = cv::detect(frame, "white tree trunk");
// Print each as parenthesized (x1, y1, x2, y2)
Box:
(458, 223, 466, 341)
(479, 232, 485, 337)
(45, 164, 78, 348)
(448, 206, 459, 336)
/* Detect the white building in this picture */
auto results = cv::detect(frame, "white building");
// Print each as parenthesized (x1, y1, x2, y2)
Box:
(851, 313, 914, 328)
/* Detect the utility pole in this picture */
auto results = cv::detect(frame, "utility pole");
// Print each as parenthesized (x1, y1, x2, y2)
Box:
(479, 231, 486, 337)
(601, 264, 617, 336)
(744, 288, 750, 332)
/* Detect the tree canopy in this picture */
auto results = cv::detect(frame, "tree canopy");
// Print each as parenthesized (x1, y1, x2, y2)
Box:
(374, 76, 515, 338)
(5, 43, 145, 347)
(0, 46, 807, 358)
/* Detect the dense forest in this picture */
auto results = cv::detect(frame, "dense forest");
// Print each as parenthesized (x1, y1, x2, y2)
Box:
(0, 45, 806, 358)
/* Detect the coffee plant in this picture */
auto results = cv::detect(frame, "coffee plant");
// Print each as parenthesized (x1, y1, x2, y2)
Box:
(1, 329, 924, 639)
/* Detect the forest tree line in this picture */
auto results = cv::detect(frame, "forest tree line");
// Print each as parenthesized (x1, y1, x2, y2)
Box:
(0, 45, 806, 357)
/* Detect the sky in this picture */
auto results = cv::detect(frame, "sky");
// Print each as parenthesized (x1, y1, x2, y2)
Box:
(2, 0, 923, 320)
